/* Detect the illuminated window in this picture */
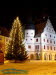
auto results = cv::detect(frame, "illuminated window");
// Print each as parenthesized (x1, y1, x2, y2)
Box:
(50, 46, 52, 50)
(28, 45, 31, 49)
(47, 46, 49, 50)
(44, 45, 45, 49)
(36, 39, 38, 42)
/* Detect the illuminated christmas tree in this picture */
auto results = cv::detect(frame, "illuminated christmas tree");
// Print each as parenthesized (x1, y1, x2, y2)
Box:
(5, 17, 27, 61)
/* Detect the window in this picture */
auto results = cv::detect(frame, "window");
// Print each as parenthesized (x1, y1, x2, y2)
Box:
(50, 40, 52, 43)
(44, 39, 45, 42)
(36, 39, 38, 42)
(35, 45, 39, 49)
(54, 36, 55, 38)
(47, 28, 48, 30)
(26, 39, 27, 41)
(47, 46, 49, 50)
(47, 39, 49, 43)
(50, 35, 51, 37)
(31, 33, 33, 34)
(45, 34, 47, 36)
(27, 33, 28, 34)
(28, 45, 31, 49)
(44, 45, 45, 49)
(50, 46, 52, 50)
(54, 47, 55, 50)
(54, 41, 55, 44)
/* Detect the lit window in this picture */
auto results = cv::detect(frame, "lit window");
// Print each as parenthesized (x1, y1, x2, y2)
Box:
(28, 45, 31, 49)
(47, 46, 49, 50)
(44, 45, 45, 49)
(36, 39, 38, 42)
(50, 46, 52, 50)
(44, 39, 45, 42)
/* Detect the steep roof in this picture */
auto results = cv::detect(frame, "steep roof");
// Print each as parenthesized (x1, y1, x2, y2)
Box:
(0, 26, 9, 37)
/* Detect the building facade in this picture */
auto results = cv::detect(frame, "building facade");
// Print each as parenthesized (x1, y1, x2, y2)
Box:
(25, 18, 56, 60)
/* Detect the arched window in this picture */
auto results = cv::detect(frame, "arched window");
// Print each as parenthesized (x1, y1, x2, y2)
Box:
(55, 54, 56, 60)
(44, 54, 47, 60)
(49, 54, 52, 60)
(30, 54, 34, 60)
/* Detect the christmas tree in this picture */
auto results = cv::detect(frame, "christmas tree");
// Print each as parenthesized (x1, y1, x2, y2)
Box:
(5, 17, 27, 61)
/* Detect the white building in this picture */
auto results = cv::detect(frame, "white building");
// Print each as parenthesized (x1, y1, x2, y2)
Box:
(25, 18, 56, 60)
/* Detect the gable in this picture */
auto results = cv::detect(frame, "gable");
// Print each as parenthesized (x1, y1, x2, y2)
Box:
(44, 19, 55, 34)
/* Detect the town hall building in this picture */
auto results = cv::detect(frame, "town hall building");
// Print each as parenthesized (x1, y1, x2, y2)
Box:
(25, 18, 56, 60)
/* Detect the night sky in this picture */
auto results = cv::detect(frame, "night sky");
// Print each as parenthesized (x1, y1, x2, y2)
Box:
(0, 1, 56, 31)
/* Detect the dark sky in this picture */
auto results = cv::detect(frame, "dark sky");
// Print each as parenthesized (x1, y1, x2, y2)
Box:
(0, 1, 56, 31)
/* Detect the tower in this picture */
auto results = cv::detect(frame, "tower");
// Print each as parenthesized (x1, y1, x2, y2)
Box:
(25, 18, 36, 59)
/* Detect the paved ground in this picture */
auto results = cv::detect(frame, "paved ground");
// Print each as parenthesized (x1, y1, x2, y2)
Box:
(0, 60, 56, 75)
